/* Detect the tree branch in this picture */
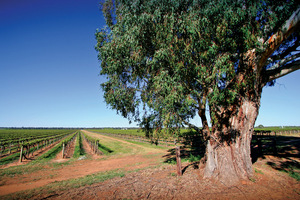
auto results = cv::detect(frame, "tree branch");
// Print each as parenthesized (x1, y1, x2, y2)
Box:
(266, 60, 300, 82)
(267, 53, 300, 71)
(181, 119, 202, 134)
(197, 95, 210, 140)
(258, 7, 300, 70)
(267, 39, 299, 65)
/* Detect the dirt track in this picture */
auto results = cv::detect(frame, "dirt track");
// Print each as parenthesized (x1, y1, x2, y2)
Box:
(40, 159, 300, 200)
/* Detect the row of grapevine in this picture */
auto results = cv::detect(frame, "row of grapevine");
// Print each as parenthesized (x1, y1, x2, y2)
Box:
(0, 129, 75, 157)
(61, 132, 78, 158)
(89, 128, 177, 143)
(32, 131, 78, 162)
(89, 128, 144, 137)
(90, 130, 177, 147)
(81, 132, 102, 155)
(254, 129, 300, 136)
(0, 129, 74, 144)
(19, 131, 76, 162)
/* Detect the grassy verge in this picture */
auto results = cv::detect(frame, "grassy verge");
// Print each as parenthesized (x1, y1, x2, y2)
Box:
(124, 140, 169, 150)
(95, 137, 167, 155)
(1, 163, 165, 200)
(0, 160, 73, 178)
(268, 162, 300, 181)
(287, 170, 300, 181)
(281, 166, 300, 181)
(97, 143, 113, 155)
(84, 132, 134, 155)
(2, 169, 126, 200)
(0, 164, 45, 177)
(73, 133, 85, 158)
(0, 152, 20, 165)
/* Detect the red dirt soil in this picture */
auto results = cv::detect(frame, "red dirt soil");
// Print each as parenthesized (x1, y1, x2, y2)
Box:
(0, 131, 299, 200)
(39, 159, 300, 200)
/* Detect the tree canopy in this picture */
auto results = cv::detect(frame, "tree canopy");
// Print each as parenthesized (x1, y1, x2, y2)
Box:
(96, 0, 299, 138)
(96, 0, 300, 184)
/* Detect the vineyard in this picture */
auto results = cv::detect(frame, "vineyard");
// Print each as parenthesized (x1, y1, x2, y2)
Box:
(0, 128, 299, 199)
(0, 129, 123, 168)
(0, 129, 77, 165)
(1, 127, 299, 165)
(0, 129, 169, 198)
(89, 126, 300, 147)
(89, 129, 178, 146)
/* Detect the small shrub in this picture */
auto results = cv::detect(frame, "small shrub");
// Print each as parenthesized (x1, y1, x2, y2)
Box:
(249, 177, 256, 182)
(288, 169, 300, 181)
(188, 154, 202, 162)
(166, 158, 177, 165)
(254, 168, 264, 175)
(170, 172, 176, 177)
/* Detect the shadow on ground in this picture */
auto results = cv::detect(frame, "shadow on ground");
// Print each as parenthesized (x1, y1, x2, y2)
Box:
(251, 135, 300, 180)
(163, 132, 300, 177)
(163, 131, 205, 174)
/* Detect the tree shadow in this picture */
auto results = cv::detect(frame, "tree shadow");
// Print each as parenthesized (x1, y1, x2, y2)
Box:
(163, 130, 205, 175)
(98, 143, 114, 154)
(182, 161, 200, 174)
(251, 135, 300, 180)
(163, 131, 300, 177)
(251, 135, 300, 162)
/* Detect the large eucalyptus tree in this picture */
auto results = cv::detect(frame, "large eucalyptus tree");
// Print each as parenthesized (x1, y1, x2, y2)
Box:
(96, 0, 300, 184)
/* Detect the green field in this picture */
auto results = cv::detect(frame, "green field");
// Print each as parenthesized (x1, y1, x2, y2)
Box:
(254, 126, 300, 132)
(89, 128, 145, 137)
(89, 126, 300, 138)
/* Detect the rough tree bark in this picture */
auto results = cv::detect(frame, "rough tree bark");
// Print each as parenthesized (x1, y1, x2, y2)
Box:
(204, 99, 260, 185)
(203, 8, 300, 185)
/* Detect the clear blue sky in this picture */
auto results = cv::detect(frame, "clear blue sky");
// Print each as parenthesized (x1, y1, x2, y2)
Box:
(0, 0, 299, 128)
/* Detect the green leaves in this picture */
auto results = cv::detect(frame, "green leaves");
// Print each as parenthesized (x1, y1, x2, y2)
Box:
(96, 0, 299, 134)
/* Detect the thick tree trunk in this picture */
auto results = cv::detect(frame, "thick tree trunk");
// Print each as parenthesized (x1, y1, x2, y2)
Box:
(204, 100, 259, 185)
